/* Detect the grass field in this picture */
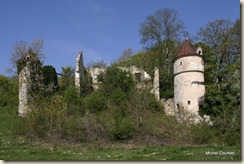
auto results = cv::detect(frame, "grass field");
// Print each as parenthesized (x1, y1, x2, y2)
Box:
(0, 109, 241, 161)
(0, 131, 240, 161)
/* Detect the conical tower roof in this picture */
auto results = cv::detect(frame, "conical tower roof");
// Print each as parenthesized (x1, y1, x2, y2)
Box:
(176, 38, 197, 57)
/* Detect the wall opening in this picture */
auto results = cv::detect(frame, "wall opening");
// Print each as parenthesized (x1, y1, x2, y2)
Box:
(198, 51, 202, 55)
(187, 101, 191, 105)
(177, 104, 180, 109)
(135, 73, 142, 82)
(179, 62, 182, 66)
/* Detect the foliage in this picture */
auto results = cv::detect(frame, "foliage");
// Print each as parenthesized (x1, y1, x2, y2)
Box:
(9, 38, 45, 74)
(42, 65, 59, 95)
(117, 48, 134, 63)
(59, 66, 75, 91)
(87, 60, 108, 68)
(25, 94, 67, 139)
(0, 75, 18, 112)
(197, 19, 240, 146)
(109, 110, 134, 141)
(63, 86, 83, 115)
(139, 8, 186, 47)
(84, 91, 106, 113)
(101, 65, 135, 97)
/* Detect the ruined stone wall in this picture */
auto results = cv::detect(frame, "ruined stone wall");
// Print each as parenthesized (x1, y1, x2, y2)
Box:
(160, 98, 174, 116)
(153, 67, 160, 101)
(75, 52, 85, 93)
(88, 67, 106, 91)
(18, 65, 31, 116)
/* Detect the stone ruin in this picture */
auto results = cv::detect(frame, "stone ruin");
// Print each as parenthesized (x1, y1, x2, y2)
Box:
(18, 49, 211, 125)
(75, 52, 160, 101)
(18, 50, 58, 116)
(18, 51, 40, 116)
(75, 51, 85, 93)
(18, 64, 32, 116)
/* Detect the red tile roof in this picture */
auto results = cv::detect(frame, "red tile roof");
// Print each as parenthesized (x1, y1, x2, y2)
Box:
(176, 39, 197, 57)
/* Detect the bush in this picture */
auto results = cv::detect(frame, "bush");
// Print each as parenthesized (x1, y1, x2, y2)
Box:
(109, 87, 127, 105)
(101, 66, 134, 96)
(108, 107, 135, 141)
(84, 91, 106, 113)
(63, 86, 83, 115)
(61, 116, 85, 142)
(25, 94, 67, 140)
(190, 123, 216, 145)
(42, 65, 58, 95)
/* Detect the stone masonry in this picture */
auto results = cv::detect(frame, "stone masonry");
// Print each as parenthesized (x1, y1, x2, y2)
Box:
(75, 51, 85, 94)
(18, 64, 31, 116)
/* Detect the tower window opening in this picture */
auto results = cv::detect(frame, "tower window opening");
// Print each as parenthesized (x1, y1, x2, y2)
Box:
(198, 51, 202, 55)
(187, 101, 191, 105)
(177, 104, 180, 108)
(179, 62, 182, 66)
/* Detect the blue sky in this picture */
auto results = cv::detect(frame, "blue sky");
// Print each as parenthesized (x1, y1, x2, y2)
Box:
(0, 0, 240, 75)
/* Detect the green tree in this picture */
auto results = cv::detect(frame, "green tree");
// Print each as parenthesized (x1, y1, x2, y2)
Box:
(101, 66, 134, 97)
(0, 75, 18, 112)
(42, 65, 59, 95)
(138, 8, 186, 99)
(59, 66, 75, 91)
(197, 19, 240, 146)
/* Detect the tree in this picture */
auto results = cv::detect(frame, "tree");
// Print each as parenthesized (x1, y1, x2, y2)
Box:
(117, 48, 134, 63)
(59, 66, 75, 91)
(139, 8, 186, 99)
(87, 60, 107, 68)
(42, 65, 59, 95)
(9, 38, 45, 74)
(196, 19, 233, 86)
(139, 8, 186, 47)
(197, 19, 240, 146)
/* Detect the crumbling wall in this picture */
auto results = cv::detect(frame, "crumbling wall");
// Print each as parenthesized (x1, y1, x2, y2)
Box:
(18, 65, 31, 116)
(153, 67, 160, 101)
(161, 98, 174, 116)
(75, 52, 85, 94)
(88, 67, 106, 91)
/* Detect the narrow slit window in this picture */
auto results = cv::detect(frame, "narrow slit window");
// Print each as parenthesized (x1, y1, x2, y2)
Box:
(187, 101, 191, 105)
(198, 51, 202, 55)
(177, 104, 180, 108)
(179, 62, 182, 66)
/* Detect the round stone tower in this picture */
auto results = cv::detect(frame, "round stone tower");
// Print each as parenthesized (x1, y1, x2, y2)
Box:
(173, 39, 205, 123)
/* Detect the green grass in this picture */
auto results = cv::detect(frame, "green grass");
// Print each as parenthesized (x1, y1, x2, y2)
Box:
(0, 137, 240, 160)
(0, 108, 241, 161)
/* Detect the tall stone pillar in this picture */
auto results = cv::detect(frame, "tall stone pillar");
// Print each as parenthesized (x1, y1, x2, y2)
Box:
(18, 66, 31, 116)
(153, 67, 160, 101)
(75, 51, 85, 94)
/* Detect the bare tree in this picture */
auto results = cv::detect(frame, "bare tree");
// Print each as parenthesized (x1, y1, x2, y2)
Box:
(139, 8, 186, 47)
(117, 48, 134, 63)
(31, 38, 45, 63)
(8, 38, 45, 74)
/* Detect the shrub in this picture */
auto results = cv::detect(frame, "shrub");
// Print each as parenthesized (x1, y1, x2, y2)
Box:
(101, 66, 134, 96)
(61, 116, 85, 142)
(109, 87, 127, 105)
(84, 91, 106, 113)
(63, 86, 83, 115)
(42, 65, 58, 95)
(25, 94, 67, 140)
(109, 108, 135, 141)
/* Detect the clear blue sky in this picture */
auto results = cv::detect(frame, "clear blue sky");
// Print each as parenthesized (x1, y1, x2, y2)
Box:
(0, 0, 240, 75)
